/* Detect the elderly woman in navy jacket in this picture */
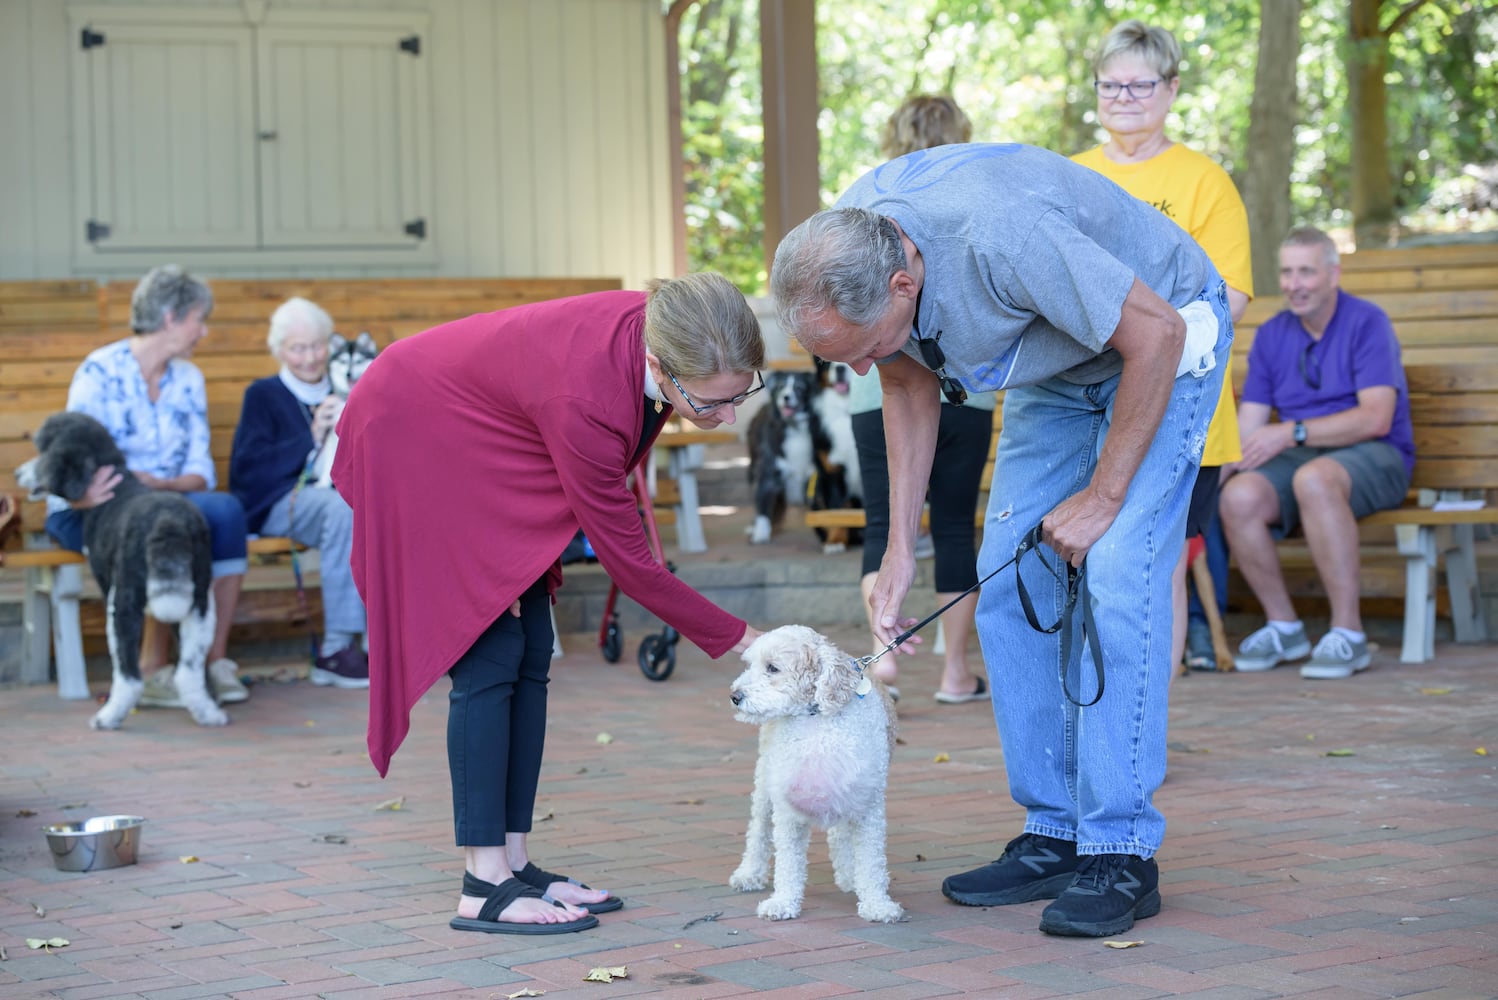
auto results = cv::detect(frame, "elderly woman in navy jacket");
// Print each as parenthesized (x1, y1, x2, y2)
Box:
(229, 297, 369, 689)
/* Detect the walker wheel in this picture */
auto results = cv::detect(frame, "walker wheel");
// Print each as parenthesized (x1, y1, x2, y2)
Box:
(638, 633, 676, 681)
(602, 620, 623, 663)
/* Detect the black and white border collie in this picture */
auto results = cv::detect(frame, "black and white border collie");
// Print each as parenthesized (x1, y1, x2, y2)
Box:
(747, 371, 818, 544)
(810, 359, 863, 552)
(16, 412, 227, 730)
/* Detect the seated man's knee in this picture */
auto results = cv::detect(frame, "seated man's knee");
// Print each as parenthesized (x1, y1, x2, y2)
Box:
(1218, 472, 1273, 524)
(1290, 459, 1351, 506)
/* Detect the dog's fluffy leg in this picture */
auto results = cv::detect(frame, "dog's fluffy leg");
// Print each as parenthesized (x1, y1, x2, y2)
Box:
(828, 823, 857, 893)
(847, 812, 904, 923)
(91, 585, 143, 730)
(176, 593, 228, 727)
(729, 730, 774, 891)
(757, 810, 812, 921)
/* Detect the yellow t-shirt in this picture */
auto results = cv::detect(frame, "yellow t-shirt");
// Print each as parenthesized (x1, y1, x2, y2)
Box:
(1070, 143, 1252, 465)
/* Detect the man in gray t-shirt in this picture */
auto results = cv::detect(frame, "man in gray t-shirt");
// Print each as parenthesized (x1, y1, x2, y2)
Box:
(770, 142, 1232, 939)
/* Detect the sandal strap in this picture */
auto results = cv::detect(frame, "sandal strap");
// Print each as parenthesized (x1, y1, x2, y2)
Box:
(517, 861, 586, 891)
(469, 876, 544, 923)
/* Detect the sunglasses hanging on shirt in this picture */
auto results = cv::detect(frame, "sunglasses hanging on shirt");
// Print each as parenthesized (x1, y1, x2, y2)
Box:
(915, 331, 969, 406)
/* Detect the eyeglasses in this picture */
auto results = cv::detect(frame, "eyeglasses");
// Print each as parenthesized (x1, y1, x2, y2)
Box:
(1093, 78, 1162, 100)
(1299, 341, 1321, 390)
(915, 332, 968, 406)
(666, 370, 765, 415)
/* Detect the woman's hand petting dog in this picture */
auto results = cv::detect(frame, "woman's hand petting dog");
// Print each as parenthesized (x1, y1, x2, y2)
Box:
(71, 464, 123, 510)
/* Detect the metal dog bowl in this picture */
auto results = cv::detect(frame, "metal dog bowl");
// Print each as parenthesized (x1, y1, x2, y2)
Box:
(43, 815, 145, 872)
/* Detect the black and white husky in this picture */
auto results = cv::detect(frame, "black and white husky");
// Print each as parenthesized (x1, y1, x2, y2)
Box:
(747, 371, 818, 544)
(311, 331, 378, 489)
(16, 412, 226, 729)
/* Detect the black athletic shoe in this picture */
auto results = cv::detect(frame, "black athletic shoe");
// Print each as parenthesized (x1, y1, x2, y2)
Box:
(941, 832, 1080, 906)
(1039, 853, 1161, 937)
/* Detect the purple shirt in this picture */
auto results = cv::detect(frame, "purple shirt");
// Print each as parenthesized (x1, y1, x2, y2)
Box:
(1242, 290, 1414, 474)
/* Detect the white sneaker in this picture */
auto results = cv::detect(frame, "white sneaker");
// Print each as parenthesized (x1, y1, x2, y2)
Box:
(138, 667, 183, 708)
(208, 658, 250, 703)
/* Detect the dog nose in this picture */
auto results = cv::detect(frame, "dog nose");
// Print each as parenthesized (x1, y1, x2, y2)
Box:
(730, 690, 743, 706)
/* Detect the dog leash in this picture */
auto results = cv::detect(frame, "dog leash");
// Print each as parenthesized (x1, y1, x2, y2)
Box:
(852, 523, 1105, 708)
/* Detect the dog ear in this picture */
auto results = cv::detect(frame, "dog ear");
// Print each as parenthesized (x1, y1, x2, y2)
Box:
(811, 634, 859, 715)
(354, 331, 378, 353)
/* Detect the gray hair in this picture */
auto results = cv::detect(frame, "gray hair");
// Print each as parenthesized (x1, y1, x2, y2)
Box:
(1281, 225, 1341, 267)
(267, 296, 335, 355)
(130, 264, 214, 334)
(881, 94, 972, 160)
(643, 272, 764, 379)
(769, 207, 906, 351)
(1094, 20, 1181, 81)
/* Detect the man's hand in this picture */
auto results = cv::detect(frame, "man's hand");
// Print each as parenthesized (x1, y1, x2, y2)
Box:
(868, 549, 923, 652)
(72, 464, 122, 510)
(1237, 421, 1294, 472)
(1043, 486, 1124, 567)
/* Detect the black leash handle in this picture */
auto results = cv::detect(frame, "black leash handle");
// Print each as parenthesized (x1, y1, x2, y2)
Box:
(1012, 525, 1105, 707)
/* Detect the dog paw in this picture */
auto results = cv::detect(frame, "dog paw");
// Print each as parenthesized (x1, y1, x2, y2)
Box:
(857, 897, 905, 923)
(757, 896, 802, 921)
(88, 710, 125, 731)
(187, 702, 230, 727)
(730, 868, 769, 892)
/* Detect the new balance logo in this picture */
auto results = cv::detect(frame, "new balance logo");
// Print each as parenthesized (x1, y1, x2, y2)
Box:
(1112, 869, 1142, 900)
(1020, 847, 1060, 875)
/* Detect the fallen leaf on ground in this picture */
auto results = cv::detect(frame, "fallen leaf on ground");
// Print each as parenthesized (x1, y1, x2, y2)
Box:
(61, 802, 88, 810)
(28, 901, 44, 918)
(374, 797, 406, 811)
(933, 752, 950, 763)
(506, 989, 545, 998)
(584, 966, 628, 983)
(294, 781, 312, 788)
(1324, 749, 1356, 757)
(313, 833, 347, 844)
(596, 733, 613, 744)
(1420, 687, 1452, 695)
(1103, 940, 1143, 949)
(169, 919, 183, 929)
(537, 809, 554, 822)
(15, 809, 35, 817)
(179, 855, 199, 864)
(25, 938, 69, 950)
(676, 798, 704, 805)
(304, 720, 316, 727)
(1476, 747, 1489, 756)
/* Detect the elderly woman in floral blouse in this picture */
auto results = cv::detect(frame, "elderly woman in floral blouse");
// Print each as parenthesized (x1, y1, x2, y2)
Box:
(46, 264, 249, 707)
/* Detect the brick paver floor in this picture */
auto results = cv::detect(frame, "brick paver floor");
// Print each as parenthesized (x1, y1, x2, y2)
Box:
(2, 618, 1495, 998)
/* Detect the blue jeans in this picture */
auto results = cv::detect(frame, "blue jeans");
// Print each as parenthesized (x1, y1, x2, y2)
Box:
(46, 491, 248, 578)
(261, 486, 366, 637)
(975, 282, 1231, 858)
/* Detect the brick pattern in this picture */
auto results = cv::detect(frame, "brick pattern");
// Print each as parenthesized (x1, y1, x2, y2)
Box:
(1, 619, 1494, 999)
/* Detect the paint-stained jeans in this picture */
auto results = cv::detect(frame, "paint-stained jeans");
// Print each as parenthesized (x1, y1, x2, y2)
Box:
(975, 280, 1231, 858)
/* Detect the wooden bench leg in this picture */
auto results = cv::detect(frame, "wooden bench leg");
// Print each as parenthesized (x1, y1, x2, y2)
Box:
(22, 565, 54, 687)
(1395, 524, 1437, 664)
(49, 563, 92, 699)
(1442, 523, 1488, 644)
(668, 444, 708, 554)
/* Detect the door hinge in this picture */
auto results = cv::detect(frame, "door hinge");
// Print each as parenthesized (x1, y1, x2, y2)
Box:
(86, 220, 111, 243)
(399, 35, 420, 56)
(81, 27, 106, 49)
(404, 218, 427, 240)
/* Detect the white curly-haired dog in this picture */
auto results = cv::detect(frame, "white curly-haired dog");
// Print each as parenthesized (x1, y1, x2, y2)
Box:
(728, 624, 903, 923)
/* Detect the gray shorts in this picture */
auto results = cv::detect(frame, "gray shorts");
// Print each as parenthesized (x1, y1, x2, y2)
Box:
(1252, 440, 1410, 538)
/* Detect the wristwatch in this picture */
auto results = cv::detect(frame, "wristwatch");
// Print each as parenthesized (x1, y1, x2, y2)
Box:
(1293, 420, 1308, 447)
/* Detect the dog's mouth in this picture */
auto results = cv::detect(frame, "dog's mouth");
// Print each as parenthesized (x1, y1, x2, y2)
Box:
(14, 458, 47, 501)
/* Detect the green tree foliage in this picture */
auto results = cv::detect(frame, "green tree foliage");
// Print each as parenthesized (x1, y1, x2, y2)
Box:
(676, 0, 1497, 292)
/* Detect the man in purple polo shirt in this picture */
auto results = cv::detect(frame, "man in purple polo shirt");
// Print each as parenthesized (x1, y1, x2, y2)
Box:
(1219, 226, 1414, 679)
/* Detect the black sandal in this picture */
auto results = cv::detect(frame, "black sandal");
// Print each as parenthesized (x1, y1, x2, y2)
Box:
(515, 862, 624, 914)
(449, 873, 598, 934)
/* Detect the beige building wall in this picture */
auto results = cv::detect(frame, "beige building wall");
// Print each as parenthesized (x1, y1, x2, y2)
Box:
(0, 0, 674, 289)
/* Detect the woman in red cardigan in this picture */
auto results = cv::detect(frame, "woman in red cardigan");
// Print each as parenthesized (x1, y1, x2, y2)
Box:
(333, 273, 765, 935)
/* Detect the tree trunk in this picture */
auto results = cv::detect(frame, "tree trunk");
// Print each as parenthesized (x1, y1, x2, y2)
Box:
(1349, 0, 1395, 247)
(1242, 0, 1303, 298)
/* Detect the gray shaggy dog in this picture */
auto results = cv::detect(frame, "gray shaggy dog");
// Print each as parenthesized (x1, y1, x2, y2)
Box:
(16, 412, 227, 729)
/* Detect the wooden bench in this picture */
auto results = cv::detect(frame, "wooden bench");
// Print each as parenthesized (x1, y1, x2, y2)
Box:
(2, 276, 624, 694)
